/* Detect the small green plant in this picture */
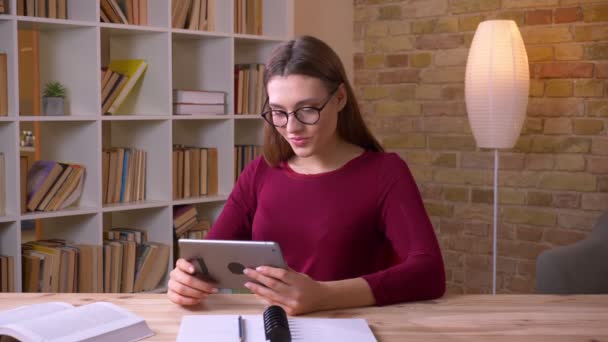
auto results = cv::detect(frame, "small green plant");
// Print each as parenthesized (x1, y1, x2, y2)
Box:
(43, 81, 67, 98)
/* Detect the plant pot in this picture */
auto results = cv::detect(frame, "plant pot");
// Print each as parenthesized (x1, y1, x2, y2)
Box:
(43, 97, 65, 116)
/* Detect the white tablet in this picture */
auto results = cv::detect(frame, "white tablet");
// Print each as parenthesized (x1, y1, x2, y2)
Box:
(178, 239, 288, 290)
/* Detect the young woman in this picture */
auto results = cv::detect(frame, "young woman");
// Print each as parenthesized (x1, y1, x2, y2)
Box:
(168, 35, 445, 315)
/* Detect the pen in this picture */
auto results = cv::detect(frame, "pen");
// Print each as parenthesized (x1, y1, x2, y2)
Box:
(238, 315, 244, 342)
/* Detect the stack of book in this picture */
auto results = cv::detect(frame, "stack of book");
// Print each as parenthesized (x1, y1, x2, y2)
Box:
(102, 147, 147, 205)
(173, 89, 226, 115)
(234, 64, 265, 115)
(235, 145, 262, 181)
(25, 160, 86, 212)
(0, 255, 14, 292)
(21, 240, 103, 293)
(16, 0, 68, 18)
(0, 153, 5, 216)
(173, 205, 210, 239)
(234, 0, 263, 35)
(101, 59, 148, 115)
(0, 53, 7, 116)
(103, 228, 170, 293)
(100, 0, 147, 25)
(172, 0, 216, 31)
(172, 145, 218, 199)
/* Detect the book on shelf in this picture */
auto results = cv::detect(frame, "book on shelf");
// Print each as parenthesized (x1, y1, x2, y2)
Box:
(172, 0, 215, 31)
(235, 144, 262, 181)
(0, 301, 154, 342)
(103, 59, 148, 115)
(102, 148, 146, 205)
(21, 240, 103, 293)
(234, 64, 265, 115)
(177, 305, 376, 342)
(0, 255, 14, 292)
(234, 0, 262, 35)
(104, 228, 169, 293)
(25, 160, 85, 212)
(16, 0, 67, 19)
(173, 103, 225, 115)
(0, 0, 8, 14)
(0, 153, 5, 216)
(173, 146, 218, 199)
(0, 53, 7, 116)
(173, 205, 210, 239)
(173, 89, 226, 106)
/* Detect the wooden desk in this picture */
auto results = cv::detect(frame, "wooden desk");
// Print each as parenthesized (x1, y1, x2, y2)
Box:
(1, 293, 607, 341)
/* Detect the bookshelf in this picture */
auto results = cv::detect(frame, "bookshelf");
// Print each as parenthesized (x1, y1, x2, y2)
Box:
(0, 0, 294, 292)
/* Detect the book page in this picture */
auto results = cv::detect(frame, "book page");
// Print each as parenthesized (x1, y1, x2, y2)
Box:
(0, 302, 73, 326)
(177, 315, 240, 342)
(0, 302, 153, 342)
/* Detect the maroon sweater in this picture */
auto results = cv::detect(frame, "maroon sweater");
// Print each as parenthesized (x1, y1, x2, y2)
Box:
(206, 151, 445, 306)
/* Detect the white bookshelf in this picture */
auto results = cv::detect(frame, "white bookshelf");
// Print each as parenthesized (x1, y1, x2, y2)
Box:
(0, 0, 294, 292)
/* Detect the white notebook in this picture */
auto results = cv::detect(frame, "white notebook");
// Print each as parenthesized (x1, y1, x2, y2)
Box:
(177, 314, 377, 342)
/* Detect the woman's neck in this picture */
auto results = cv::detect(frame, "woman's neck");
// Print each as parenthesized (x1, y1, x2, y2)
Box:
(288, 139, 364, 175)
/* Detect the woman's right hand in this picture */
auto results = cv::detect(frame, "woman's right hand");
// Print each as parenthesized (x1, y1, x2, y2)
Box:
(167, 258, 219, 306)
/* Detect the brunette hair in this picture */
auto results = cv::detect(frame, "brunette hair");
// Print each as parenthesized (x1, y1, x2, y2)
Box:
(262, 35, 383, 167)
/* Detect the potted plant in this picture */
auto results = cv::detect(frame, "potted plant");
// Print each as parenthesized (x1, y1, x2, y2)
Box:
(42, 81, 67, 116)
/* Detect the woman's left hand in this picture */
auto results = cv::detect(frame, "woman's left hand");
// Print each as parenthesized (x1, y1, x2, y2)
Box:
(243, 266, 329, 315)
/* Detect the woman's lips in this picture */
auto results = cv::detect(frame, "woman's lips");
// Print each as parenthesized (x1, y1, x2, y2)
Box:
(289, 137, 310, 147)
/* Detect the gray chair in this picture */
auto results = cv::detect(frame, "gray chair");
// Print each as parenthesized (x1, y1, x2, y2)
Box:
(536, 210, 608, 294)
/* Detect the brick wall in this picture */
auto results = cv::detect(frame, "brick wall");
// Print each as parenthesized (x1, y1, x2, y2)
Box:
(354, 0, 608, 294)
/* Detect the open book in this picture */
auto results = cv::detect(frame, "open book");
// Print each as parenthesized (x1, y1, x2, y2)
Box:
(177, 306, 376, 342)
(0, 301, 154, 342)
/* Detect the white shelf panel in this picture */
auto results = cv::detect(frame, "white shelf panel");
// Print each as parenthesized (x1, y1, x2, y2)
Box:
(19, 116, 98, 121)
(234, 114, 263, 120)
(36, 213, 102, 245)
(102, 200, 170, 213)
(172, 114, 232, 120)
(171, 29, 232, 39)
(101, 115, 170, 121)
(19, 146, 35, 152)
(234, 34, 285, 42)
(172, 193, 230, 206)
(16, 17, 96, 30)
(20, 207, 98, 220)
(0, 117, 15, 122)
(100, 23, 168, 34)
(0, 14, 15, 20)
(0, 215, 18, 223)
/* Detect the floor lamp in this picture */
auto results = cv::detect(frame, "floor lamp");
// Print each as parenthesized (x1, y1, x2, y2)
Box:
(464, 20, 530, 294)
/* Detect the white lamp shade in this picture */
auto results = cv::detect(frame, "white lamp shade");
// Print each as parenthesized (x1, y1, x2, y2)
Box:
(465, 20, 529, 149)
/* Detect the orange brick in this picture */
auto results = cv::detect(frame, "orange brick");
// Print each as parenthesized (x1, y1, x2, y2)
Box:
(410, 53, 432, 68)
(553, 193, 580, 209)
(530, 136, 591, 153)
(527, 46, 554, 62)
(441, 85, 465, 100)
(429, 136, 477, 151)
(365, 22, 388, 38)
(388, 84, 416, 101)
(449, 0, 500, 13)
(591, 138, 608, 155)
(525, 9, 552, 25)
(528, 191, 553, 206)
(363, 54, 385, 68)
(459, 15, 485, 31)
(378, 5, 401, 20)
(555, 155, 586, 171)
(543, 229, 586, 245)
(420, 66, 466, 83)
(378, 69, 420, 83)
(539, 172, 596, 192)
(496, 10, 525, 26)
(528, 98, 584, 116)
(416, 85, 442, 99)
(532, 62, 594, 78)
(575, 24, 608, 41)
(589, 156, 608, 174)
(585, 44, 608, 60)
(581, 193, 608, 210)
(574, 79, 604, 97)
(382, 133, 426, 149)
(422, 116, 469, 133)
(525, 154, 554, 170)
(583, 4, 608, 22)
(375, 101, 421, 116)
(545, 80, 573, 97)
(555, 7, 583, 23)
(529, 79, 545, 97)
(586, 101, 608, 116)
(596, 63, 608, 78)
(503, 0, 558, 9)
(416, 34, 464, 49)
(386, 54, 409, 67)
(554, 44, 584, 60)
(544, 118, 572, 135)
(422, 101, 467, 116)
(521, 27, 572, 44)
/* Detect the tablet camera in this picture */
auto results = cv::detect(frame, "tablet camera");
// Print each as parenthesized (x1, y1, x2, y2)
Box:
(228, 262, 246, 275)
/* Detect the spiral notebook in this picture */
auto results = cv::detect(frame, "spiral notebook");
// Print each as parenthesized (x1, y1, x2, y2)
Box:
(176, 306, 376, 342)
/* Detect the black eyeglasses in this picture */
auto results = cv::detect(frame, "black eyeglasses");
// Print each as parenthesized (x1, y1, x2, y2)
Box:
(261, 85, 340, 128)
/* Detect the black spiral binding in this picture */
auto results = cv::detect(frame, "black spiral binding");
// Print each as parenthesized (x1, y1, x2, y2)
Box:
(263, 305, 291, 342)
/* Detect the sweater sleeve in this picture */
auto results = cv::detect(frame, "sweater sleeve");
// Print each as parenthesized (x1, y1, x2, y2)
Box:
(361, 157, 445, 306)
(205, 158, 262, 241)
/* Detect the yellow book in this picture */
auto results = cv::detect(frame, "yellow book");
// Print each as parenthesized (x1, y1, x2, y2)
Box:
(106, 59, 148, 115)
